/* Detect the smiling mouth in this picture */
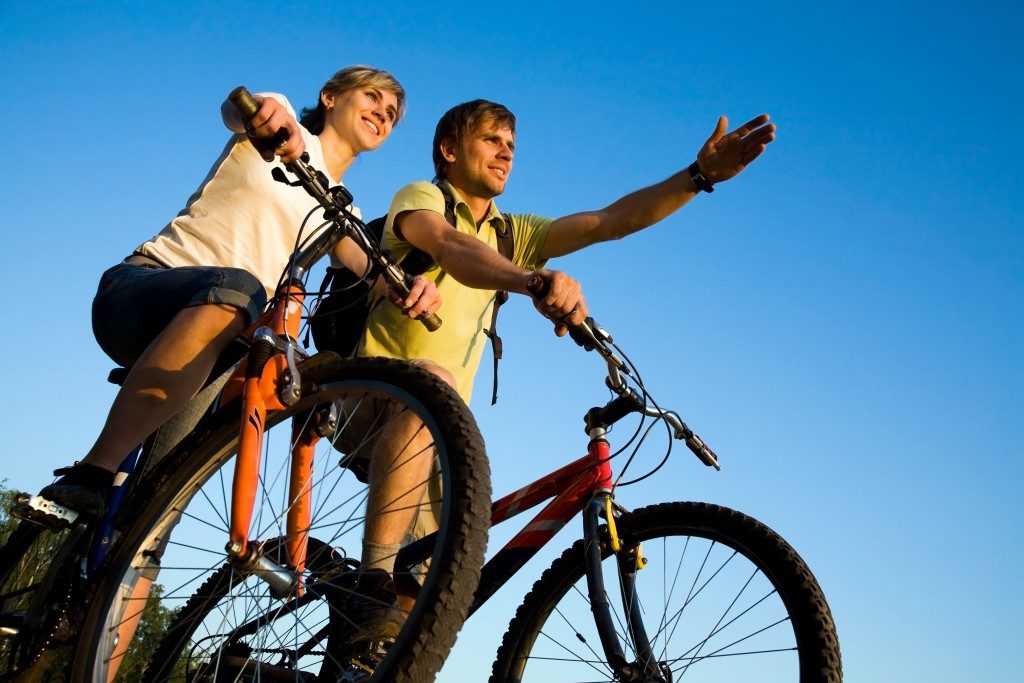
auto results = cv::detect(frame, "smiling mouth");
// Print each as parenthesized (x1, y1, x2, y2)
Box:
(490, 166, 508, 179)
(363, 118, 380, 136)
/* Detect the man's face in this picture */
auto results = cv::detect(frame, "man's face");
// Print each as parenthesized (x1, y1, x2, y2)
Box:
(444, 119, 515, 198)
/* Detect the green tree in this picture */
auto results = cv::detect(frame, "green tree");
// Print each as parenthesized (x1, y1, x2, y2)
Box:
(0, 481, 180, 679)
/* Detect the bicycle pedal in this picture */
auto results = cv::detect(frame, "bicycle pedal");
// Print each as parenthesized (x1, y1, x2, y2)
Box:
(10, 493, 79, 529)
(338, 653, 384, 682)
(336, 637, 392, 679)
(338, 668, 371, 683)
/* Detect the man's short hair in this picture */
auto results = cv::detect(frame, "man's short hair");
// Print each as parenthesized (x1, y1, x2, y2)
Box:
(300, 65, 406, 135)
(432, 100, 516, 180)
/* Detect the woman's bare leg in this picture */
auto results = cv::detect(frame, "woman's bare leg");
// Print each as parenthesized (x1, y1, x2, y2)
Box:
(83, 302, 247, 472)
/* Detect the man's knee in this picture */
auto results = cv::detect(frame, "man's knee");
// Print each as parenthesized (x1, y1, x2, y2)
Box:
(413, 360, 457, 390)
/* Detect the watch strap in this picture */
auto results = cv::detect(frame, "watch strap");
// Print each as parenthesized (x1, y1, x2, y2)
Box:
(688, 161, 715, 193)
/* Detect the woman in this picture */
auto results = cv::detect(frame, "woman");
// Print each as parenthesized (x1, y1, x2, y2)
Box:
(41, 66, 439, 516)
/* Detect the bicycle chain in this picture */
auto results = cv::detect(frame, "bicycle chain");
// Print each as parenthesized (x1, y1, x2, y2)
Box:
(2, 573, 75, 677)
(1, 523, 89, 678)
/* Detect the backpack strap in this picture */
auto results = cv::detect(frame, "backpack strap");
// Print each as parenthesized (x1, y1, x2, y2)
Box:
(482, 213, 515, 404)
(414, 182, 517, 404)
(398, 184, 457, 275)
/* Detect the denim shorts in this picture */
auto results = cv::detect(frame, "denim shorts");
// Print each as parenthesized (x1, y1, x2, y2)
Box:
(92, 260, 267, 368)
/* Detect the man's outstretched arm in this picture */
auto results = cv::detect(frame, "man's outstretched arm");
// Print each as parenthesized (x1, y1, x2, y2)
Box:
(540, 114, 776, 259)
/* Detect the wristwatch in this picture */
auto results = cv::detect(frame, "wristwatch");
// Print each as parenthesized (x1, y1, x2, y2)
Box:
(688, 161, 714, 193)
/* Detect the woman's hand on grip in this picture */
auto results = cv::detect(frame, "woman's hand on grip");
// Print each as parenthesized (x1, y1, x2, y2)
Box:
(247, 95, 306, 163)
(385, 275, 442, 321)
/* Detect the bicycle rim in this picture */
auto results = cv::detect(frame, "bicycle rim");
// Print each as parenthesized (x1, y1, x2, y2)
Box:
(491, 502, 841, 682)
(71, 357, 490, 682)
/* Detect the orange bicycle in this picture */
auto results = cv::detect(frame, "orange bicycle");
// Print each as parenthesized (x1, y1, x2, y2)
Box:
(0, 87, 490, 682)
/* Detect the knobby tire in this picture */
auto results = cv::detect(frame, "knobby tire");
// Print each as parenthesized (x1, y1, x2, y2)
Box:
(69, 357, 491, 683)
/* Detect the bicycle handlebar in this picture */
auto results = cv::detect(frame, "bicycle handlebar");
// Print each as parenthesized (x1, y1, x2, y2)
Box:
(526, 273, 720, 469)
(228, 85, 261, 120)
(228, 86, 442, 332)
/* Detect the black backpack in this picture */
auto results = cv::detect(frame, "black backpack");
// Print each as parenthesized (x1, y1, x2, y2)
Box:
(310, 184, 515, 403)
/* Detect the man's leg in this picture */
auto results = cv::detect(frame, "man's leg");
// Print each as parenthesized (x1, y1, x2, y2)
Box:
(361, 365, 454, 568)
(359, 363, 454, 616)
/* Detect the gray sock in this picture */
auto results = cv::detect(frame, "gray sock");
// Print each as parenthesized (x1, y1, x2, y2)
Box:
(361, 540, 402, 574)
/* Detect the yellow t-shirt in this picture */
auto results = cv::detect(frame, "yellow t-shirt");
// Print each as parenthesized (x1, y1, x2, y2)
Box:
(358, 181, 552, 402)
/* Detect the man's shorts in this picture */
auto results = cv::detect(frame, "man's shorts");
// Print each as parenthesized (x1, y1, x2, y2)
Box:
(92, 259, 266, 368)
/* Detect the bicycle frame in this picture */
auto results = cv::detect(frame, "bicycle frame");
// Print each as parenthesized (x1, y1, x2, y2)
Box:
(465, 426, 663, 679)
(216, 279, 321, 588)
(472, 437, 612, 611)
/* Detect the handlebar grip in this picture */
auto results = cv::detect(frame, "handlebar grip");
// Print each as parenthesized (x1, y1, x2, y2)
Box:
(403, 274, 442, 331)
(229, 86, 259, 120)
(419, 312, 442, 332)
(229, 85, 290, 156)
(526, 274, 549, 299)
(685, 433, 720, 469)
(527, 273, 592, 347)
(568, 317, 596, 349)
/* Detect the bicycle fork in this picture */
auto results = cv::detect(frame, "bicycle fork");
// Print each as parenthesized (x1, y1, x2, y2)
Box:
(223, 284, 318, 597)
(583, 439, 669, 682)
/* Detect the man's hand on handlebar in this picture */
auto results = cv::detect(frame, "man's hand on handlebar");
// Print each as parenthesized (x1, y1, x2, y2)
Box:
(247, 95, 306, 164)
(377, 275, 442, 322)
(529, 269, 589, 337)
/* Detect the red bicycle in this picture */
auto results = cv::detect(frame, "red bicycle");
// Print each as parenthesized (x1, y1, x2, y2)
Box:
(472, 310, 843, 682)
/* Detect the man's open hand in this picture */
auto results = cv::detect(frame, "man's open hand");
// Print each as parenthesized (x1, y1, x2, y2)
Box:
(696, 114, 776, 185)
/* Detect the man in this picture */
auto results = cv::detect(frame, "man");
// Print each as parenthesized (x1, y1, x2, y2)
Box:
(346, 99, 775, 642)
(364, 101, 774, 399)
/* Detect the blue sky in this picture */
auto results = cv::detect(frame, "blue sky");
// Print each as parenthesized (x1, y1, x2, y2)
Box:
(1, 2, 1021, 680)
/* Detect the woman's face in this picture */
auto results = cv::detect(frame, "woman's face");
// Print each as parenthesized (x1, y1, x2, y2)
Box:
(322, 86, 399, 154)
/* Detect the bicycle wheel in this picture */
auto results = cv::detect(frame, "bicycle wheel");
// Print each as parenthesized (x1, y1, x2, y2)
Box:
(69, 356, 491, 682)
(491, 502, 841, 682)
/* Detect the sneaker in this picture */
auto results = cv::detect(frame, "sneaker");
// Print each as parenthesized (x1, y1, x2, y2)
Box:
(38, 463, 114, 519)
(334, 568, 407, 645)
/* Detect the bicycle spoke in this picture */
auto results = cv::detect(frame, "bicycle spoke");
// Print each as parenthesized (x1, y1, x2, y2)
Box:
(493, 503, 838, 681)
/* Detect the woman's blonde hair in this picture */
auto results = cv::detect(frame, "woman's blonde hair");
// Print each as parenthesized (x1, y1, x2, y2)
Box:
(300, 65, 406, 134)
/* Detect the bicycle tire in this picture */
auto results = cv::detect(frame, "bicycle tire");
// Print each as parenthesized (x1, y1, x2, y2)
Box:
(490, 502, 841, 682)
(69, 356, 491, 682)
